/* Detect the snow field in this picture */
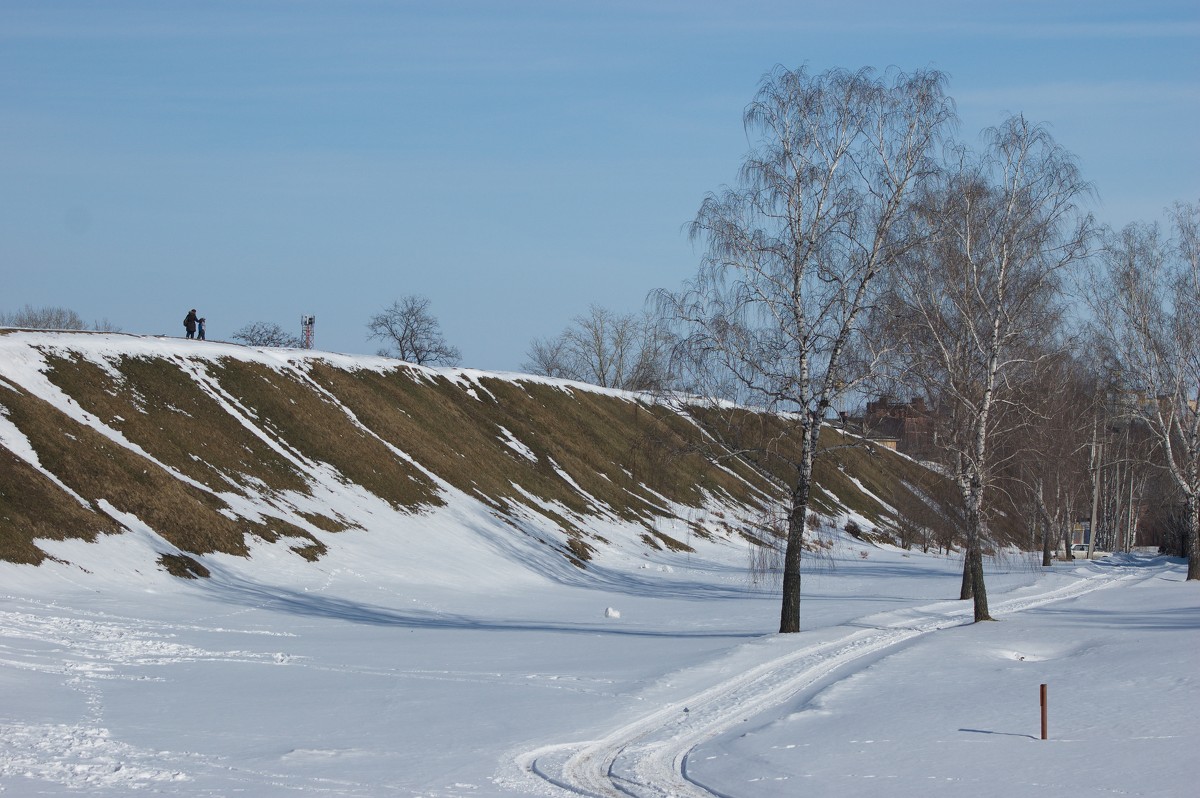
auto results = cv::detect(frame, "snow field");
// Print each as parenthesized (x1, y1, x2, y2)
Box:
(5, 536, 1192, 797)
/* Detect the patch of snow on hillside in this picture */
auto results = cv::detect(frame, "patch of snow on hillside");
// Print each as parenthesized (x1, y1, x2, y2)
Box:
(846, 473, 897, 513)
(497, 425, 537, 462)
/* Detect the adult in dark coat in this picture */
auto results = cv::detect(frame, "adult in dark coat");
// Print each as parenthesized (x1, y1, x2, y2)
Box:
(184, 309, 198, 339)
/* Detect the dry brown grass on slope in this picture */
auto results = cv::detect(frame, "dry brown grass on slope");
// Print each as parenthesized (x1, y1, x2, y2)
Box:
(207, 359, 441, 512)
(495, 382, 693, 509)
(495, 381, 783, 529)
(40, 354, 311, 496)
(814, 429, 1024, 546)
(306, 365, 777, 547)
(158, 552, 210, 579)
(0, 445, 120, 564)
(484, 378, 769, 523)
(0, 383, 323, 561)
(811, 433, 909, 526)
(0, 336, 974, 571)
(303, 364, 622, 563)
(304, 364, 597, 517)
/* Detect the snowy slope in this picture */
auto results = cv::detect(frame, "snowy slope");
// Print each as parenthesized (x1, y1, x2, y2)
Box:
(1, 329, 954, 581)
(0, 329, 788, 578)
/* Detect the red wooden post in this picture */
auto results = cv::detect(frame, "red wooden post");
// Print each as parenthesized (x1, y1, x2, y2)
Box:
(1040, 683, 1048, 740)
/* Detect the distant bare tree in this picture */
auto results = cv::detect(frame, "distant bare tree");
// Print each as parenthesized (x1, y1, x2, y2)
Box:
(231, 321, 303, 348)
(1017, 354, 1095, 566)
(367, 295, 461, 366)
(523, 305, 672, 391)
(658, 65, 956, 633)
(524, 334, 572, 380)
(1088, 200, 1200, 579)
(0, 304, 122, 333)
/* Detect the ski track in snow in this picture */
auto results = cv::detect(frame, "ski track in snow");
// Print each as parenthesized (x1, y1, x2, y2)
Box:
(517, 562, 1155, 798)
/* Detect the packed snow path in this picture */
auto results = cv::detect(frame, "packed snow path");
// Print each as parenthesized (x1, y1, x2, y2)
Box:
(518, 560, 1158, 798)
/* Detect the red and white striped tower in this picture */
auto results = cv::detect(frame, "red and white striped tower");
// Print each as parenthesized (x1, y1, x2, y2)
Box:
(300, 315, 315, 349)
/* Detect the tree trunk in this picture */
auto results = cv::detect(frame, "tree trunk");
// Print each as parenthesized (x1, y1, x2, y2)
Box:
(1187, 492, 1200, 581)
(959, 471, 992, 621)
(966, 504, 992, 621)
(779, 429, 815, 633)
(779, 475, 810, 633)
(957, 457, 973, 600)
(959, 556, 973, 600)
(1035, 483, 1053, 567)
(1041, 516, 1053, 567)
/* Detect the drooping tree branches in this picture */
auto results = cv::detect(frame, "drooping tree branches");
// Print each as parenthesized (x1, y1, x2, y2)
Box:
(874, 116, 1095, 620)
(659, 65, 956, 633)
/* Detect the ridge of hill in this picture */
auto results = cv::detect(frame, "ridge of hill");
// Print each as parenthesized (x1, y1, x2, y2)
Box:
(0, 329, 960, 580)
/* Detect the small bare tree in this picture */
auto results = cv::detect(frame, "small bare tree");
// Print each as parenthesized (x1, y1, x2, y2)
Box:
(523, 305, 672, 391)
(231, 321, 303, 348)
(1089, 200, 1200, 579)
(659, 65, 955, 633)
(367, 295, 461, 367)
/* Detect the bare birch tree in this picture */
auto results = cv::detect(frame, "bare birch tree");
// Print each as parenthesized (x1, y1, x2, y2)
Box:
(877, 116, 1093, 621)
(1089, 201, 1200, 579)
(659, 65, 955, 633)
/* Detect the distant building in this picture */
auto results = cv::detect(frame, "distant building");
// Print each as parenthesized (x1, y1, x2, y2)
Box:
(860, 396, 934, 457)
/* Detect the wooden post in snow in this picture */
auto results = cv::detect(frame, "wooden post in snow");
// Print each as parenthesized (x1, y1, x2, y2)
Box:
(1040, 683, 1048, 740)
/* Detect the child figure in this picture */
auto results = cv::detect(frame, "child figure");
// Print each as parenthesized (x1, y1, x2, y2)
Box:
(197, 318, 207, 340)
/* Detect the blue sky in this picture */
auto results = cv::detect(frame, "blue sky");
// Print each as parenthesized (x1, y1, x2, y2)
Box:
(2, 1, 1197, 370)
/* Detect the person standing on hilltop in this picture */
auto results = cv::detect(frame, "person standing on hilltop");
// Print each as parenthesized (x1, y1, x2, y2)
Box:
(197, 317, 206, 340)
(184, 309, 198, 339)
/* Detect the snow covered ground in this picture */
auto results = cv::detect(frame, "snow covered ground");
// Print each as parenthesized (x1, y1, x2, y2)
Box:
(1, 522, 1194, 797)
